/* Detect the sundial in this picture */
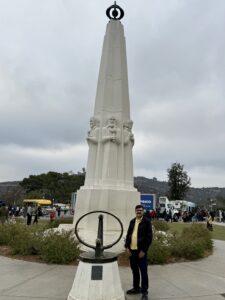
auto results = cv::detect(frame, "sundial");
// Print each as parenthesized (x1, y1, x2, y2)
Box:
(67, 210, 125, 300)
(75, 210, 123, 264)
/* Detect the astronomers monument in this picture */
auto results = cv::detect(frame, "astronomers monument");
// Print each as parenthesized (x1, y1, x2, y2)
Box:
(72, 2, 140, 249)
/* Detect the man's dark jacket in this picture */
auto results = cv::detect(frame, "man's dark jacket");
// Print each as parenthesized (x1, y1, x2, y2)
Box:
(125, 216, 153, 253)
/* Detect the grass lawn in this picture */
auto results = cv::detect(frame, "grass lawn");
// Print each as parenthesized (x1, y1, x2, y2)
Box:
(211, 225, 225, 241)
(168, 222, 225, 241)
(16, 216, 73, 225)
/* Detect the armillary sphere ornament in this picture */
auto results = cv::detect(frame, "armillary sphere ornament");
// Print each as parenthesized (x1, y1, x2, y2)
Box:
(75, 210, 123, 263)
(106, 1, 124, 20)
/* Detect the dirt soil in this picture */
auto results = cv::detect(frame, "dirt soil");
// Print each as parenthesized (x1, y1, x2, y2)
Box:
(0, 246, 212, 266)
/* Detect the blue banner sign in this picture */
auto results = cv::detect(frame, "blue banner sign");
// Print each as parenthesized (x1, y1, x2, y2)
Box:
(140, 194, 155, 210)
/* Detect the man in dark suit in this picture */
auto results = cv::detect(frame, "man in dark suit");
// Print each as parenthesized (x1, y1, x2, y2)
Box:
(125, 204, 153, 298)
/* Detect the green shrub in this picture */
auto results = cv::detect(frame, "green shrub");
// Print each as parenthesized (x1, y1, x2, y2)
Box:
(48, 219, 61, 228)
(0, 224, 12, 245)
(170, 224, 213, 260)
(40, 229, 79, 264)
(148, 239, 171, 264)
(1, 221, 213, 265)
(0, 223, 79, 264)
(152, 220, 169, 232)
(0, 223, 43, 255)
(170, 238, 204, 259)
(181, 224, 213, 251)
(148, 223, 213, 264)
(148, 230, 174, 264)
(0, 223, 27, 247)
(9, 223, 42, 255)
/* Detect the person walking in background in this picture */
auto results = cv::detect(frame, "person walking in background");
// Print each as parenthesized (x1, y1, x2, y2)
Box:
(56, 205, 61, 218)
(0, 203, 8, 224)
(27, 205, 32, 225)
(222, 211, 225, 222)
(125, 205, 153, 299)
(33, 205, 38, 224)
(219, 210, 222, 223)
(206, 211, 214, 231)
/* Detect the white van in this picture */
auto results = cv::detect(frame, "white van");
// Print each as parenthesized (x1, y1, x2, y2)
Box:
(158, 197, 172, 214)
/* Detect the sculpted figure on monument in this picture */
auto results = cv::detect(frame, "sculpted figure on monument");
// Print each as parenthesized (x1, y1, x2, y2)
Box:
(123, 120, 134, 146)
(123, 120, 134, 184)
(87, 117, 100, 145)
(101, 116, 121, 181)
(85, 117, 100, 182)
(102, 116, 121, 145)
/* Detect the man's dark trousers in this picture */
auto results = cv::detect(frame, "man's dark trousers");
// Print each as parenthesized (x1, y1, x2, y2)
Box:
(130, 250, 148, 292)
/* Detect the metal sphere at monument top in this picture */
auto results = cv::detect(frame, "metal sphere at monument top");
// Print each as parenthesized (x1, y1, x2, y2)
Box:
(106, 1, 124, 20)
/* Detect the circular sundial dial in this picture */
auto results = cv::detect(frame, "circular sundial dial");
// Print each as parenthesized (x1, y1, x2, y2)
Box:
(75, 210, 123, 262)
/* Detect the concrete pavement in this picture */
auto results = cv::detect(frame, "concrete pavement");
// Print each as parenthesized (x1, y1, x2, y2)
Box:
(0, 240, 225, 300)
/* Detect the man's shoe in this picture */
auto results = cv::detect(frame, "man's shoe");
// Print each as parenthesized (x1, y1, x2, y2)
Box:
(142, 290, 148, 295)
(141, 290, 148, 299)
(126, 288, 141, 294)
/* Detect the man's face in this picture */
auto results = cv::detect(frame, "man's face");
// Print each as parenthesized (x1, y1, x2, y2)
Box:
(135, 207, 144, 218)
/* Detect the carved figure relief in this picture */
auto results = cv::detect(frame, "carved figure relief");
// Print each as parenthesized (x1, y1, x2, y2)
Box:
(123, 120, 134, 184)
(123, 120, 134, 146)
(85, 117, 100, 181)
(101, 116, 121, 180)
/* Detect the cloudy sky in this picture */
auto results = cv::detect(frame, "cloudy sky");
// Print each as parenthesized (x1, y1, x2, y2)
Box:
(0, 0, 224, 187)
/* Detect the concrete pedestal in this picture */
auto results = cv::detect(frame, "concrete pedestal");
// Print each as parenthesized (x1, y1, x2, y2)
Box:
(67, 261, 125, 300)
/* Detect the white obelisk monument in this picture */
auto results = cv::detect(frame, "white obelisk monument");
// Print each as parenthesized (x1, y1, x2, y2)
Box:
(73, 3, 140, 251)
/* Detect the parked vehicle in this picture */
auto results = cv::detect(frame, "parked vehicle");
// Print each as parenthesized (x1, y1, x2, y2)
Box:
(170, 200, 196, 213)
(158, 196, 172, 214)
(158, 197, 196, 221)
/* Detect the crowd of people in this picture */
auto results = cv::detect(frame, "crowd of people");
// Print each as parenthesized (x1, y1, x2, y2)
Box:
(0, 202, 68, 225)
(143, 207, 225, 232)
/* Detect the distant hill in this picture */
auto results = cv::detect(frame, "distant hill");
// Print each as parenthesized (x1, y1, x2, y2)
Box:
(0, 181, 24, 203)
(1, 178, 225, 208)
(134, 177, 225, 207)
(0, 181, 21, 194)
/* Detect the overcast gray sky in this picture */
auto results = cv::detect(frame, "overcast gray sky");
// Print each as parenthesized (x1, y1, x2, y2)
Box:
(0, 0, 224, 187)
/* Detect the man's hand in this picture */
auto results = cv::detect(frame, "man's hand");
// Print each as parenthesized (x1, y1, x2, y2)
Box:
(126, 248, 132, 257)
(139, 250, 145, 258)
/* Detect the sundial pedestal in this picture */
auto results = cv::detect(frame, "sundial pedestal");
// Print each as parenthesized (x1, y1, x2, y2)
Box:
(67, 211, 125, 300)
(67, 255, 125, 300)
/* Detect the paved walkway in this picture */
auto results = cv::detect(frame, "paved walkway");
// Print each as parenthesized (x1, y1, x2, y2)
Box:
(214, 222, 225, 226)
(0, 240, 225, 300)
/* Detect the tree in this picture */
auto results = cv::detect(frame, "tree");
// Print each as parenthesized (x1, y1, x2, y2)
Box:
(167, 162, 191, 200)
(20, 170, 85, 203)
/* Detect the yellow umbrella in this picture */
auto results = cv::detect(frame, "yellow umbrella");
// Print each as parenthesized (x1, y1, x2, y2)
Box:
(23, 199, 52, 205)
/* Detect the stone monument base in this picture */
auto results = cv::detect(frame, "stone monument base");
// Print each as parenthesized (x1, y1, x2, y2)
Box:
(67, 260, 125, 300)
(59, 186, 140, 253)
